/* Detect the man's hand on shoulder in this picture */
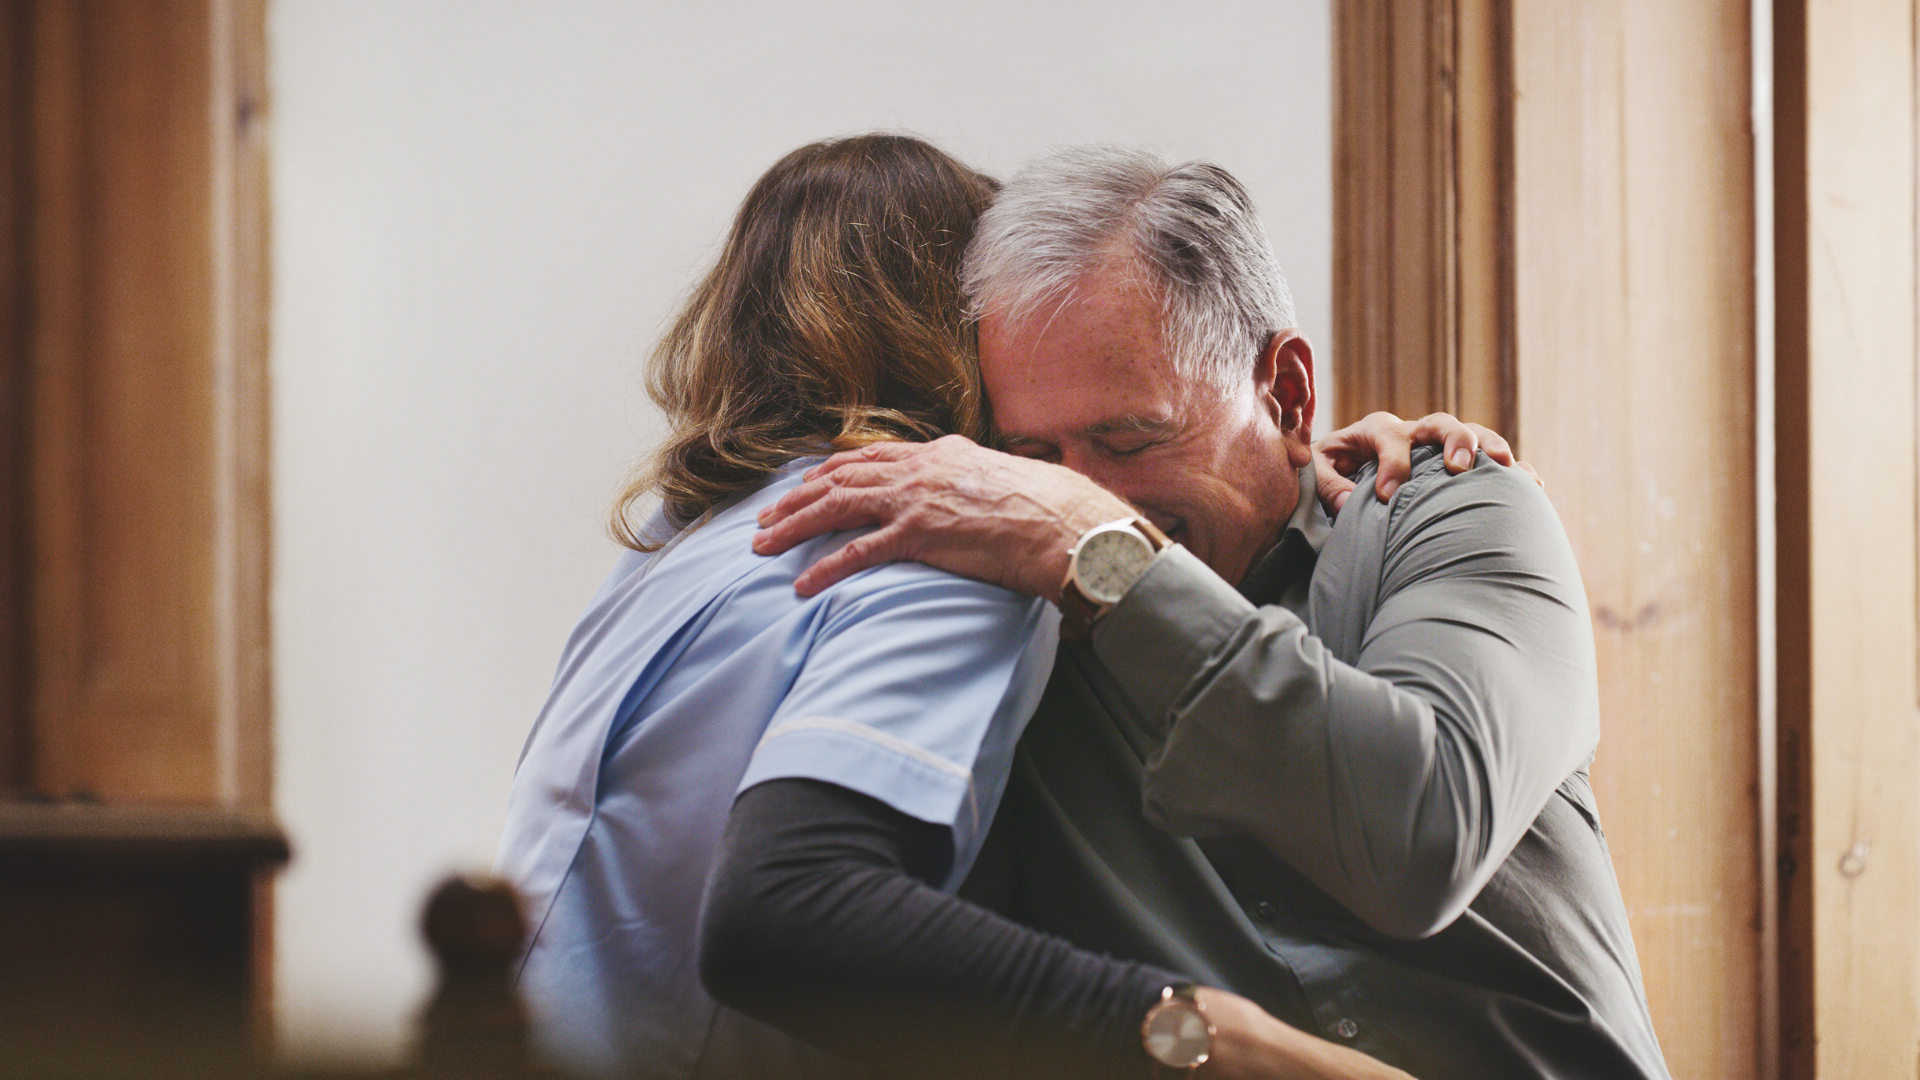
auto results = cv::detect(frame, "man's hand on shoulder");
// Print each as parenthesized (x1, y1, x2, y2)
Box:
(751, 435, 1135, 599)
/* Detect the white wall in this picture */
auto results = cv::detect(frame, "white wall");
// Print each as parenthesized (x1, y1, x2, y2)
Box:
(269, 0, 1331, 1065)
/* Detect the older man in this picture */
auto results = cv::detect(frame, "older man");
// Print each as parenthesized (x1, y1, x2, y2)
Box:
(755, 146, 1672, 1080)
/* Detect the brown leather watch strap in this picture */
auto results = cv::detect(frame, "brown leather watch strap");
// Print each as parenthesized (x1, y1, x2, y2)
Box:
(1058, 517, 1171, 641)
(1058, 579, 1103, 641)
(1134, 516, 1173, 550)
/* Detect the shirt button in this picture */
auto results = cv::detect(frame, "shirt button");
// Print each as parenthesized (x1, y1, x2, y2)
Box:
(1333, 1018, 1359, 1040)
(1252, 900, 1278, 921)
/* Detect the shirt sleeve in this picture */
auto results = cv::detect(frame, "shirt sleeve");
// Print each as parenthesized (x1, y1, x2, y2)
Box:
(1092, 452, 1601, 940)
(700, 777, 1174, 1080)
(737, 561, 1059, 888)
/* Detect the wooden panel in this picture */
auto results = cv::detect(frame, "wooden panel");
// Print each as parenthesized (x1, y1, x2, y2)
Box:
(0, 0, 32, 796)
(32, 0, 219, 800)
(1773, 0, 1920, 1076)
(1509, 4, 1760, 1077)
(1332, 0, 1514, 435)
(27, 0, 270, 807)
(1336, 1, 1763, 1075)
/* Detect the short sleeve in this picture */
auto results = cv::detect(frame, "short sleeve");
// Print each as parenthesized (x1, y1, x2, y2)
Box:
(737, 561, 1059, 886)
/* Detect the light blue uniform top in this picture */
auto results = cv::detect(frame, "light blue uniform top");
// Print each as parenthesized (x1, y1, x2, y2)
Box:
(496, 459, 1059, 1080)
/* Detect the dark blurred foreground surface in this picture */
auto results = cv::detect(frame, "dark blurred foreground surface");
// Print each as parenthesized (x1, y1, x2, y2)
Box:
(0, 804, 556, 1080)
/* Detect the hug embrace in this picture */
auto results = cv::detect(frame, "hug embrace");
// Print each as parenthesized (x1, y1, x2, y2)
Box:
(497, 134, 1670, 1080)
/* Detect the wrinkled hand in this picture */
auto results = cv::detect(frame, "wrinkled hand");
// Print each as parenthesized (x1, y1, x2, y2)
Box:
(1313, 411, 1540, 513)
(752, 435, 1134, 599)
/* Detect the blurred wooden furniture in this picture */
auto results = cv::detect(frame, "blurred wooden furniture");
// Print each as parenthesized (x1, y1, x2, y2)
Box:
(2, 4, 276, 1067)
(0, 6, 277, 1070)
(0, 802, 287, 1078)
(281, 876, 561, 1080)
(0, 847, 576, 1080)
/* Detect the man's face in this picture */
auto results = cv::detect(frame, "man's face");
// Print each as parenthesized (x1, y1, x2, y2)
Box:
(978, 266, 1316, 586)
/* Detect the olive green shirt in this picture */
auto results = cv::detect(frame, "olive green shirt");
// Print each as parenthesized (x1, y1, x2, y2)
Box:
(961, 448, 1671, 1080)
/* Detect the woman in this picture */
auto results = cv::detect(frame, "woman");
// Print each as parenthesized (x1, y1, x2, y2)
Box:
(497, 134, 1438, 1080)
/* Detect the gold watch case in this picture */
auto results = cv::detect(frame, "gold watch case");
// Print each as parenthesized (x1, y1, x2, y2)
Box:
(1141, 984, 1213, 1070)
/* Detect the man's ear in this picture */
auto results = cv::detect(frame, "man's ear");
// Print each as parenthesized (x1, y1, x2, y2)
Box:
(1255, 330, 1315, 451)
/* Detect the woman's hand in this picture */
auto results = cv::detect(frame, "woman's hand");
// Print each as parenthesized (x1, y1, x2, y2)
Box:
(1193, 988, 1417, 1080)
(1313, 411, 1541, 513)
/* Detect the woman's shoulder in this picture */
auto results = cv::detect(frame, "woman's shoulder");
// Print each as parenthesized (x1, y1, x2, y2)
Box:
(619, 458, 1048, 634)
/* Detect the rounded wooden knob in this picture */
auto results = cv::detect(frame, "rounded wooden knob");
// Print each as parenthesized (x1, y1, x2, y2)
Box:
(421, 874, 527, 977)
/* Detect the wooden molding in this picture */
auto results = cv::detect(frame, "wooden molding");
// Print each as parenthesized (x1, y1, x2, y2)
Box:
(0, 802, 287, 1072)
(0, 0, 32, 796)
(1332, 0, 1515, 439)
(209, 0, 273, 810)
(22, 0, 270, 808)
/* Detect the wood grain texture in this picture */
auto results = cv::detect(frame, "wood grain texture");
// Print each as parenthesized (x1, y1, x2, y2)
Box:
(1773, 1, 1920, 1076)
(1509, 5, 1760, 1076)
(1332, 0, 1515, 435)
(1450, 0, 1514, 437)
(1337, 1, 1762, 1074)
(0, 0, 32, 796)
(208, 0, 272, 810)
(26, 0, 270, 807)
(1333, 0, 1454, 421)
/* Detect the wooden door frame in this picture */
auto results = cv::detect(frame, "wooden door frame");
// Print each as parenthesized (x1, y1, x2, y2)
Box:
(1337, 2, 1920, 1077)
(1, 2, 33, 797)
(3, 0, 270, 807)
(1336, 1, 1768, 1076)
(1331, 0, 1515, 440)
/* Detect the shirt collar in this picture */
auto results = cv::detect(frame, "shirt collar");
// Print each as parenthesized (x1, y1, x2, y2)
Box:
(1285, 459, 1332, 552)
(1235, 459, 1331, 605)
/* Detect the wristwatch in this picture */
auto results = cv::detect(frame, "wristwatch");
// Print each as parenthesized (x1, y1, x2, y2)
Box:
(1141, 983, 1213, 1073)
(1059, 516, 1171, 640)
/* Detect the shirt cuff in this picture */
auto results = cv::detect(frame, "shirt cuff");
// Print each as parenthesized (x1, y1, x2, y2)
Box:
(738, 717, 981, 843)
(1089, 545, 1256, 733)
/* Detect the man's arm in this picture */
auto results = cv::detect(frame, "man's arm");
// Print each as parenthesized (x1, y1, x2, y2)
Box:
(1107, 453, 1599, 939)
(751, 414, 1517, 598)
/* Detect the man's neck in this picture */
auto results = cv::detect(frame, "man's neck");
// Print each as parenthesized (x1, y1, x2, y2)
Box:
(1232, 462, 1327, 604)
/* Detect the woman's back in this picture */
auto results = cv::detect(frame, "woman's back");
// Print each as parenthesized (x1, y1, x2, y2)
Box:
(498, 459, 1058, 1078)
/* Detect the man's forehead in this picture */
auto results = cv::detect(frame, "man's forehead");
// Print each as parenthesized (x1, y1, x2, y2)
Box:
(978, 244, 1153, 332)
(980, 264, 1163, 345)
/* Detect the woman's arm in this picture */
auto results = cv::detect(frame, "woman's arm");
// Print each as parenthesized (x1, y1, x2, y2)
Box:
(699, 777, 1171, 1079)
(699, 778, 1416, 1080)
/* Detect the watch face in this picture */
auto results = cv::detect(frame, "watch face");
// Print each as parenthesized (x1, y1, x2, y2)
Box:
(1143, 998, 1212, 1068)
(1074, 526, 1157, 605)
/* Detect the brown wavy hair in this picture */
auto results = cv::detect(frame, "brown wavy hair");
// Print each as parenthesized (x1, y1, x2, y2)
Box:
(612, 134, 1000, 549)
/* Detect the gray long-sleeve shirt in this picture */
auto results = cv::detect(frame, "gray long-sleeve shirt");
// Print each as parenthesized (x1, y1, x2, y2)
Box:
(960, 448, 1672, 1079)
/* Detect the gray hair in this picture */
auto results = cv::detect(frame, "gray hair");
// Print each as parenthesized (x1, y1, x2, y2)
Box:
(960, 145, 1295, 388)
